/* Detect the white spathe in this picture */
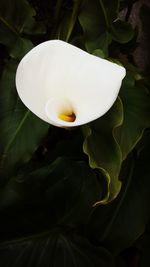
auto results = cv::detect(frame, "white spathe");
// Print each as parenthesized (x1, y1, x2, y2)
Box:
(16, 40, 126, 127)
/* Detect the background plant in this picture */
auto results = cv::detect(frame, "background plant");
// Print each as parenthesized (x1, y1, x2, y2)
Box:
(0, 0, 150, 266)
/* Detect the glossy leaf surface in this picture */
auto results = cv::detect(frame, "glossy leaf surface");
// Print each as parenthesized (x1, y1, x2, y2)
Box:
(0, 60, 48, 183)
(0, 0, 150, 266)
(0, 0, 45, 58)
(83, 98, 123, 203)
(111, 20, 134, 44)
(115, 74, 150, 160)
(87, 144, 150, 253)
(79, 0, 119, 53)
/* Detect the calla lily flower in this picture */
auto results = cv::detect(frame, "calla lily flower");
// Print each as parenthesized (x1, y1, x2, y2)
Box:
(16, 40, 126, 127)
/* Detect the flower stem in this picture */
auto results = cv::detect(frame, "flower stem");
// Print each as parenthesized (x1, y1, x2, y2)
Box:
(99, 0, 109, 28)
(50, 0, 63, 39)
(54, 0, 63, 23)
(65, 0, 82, 42)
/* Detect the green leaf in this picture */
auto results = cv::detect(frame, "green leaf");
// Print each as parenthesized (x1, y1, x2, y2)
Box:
(79, 0, 104, 52)
(78, 0, 117, 53)
(0, 0, 45, 35)
(111, 20, 134, 44)
(83, 98, 123, 203)
(0, 231, 115, 267)
(115, 74, 150, 160)
(99, 0, 119, 25)
(0, 60, 49, 183)
(45, 127, 86, 163)
(33, 157, 102, 225)
(0, 157, 102, 229)
(0, 21, 33, 59)
(9, 38, 33, 60)
(92, 32, 112, 58)
(92, 49, 105, 59)
(87, 143, 150, 253)
(0, 0, 45, 58)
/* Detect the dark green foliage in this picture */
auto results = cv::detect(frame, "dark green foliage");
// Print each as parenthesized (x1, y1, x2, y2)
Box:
(83, 98, 123, 203)
(0, 60, 49, 183)
(0, 0, 150, 266)
(0, 232, 115, 267)
(0, 0, 45, 58)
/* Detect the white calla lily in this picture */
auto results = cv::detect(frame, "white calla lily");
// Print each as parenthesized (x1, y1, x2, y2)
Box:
(16, 40, 126, 127)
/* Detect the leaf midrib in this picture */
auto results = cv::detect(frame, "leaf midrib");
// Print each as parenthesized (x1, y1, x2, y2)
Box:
(3, 109, 30, 155)
(99, 0, 109, 28)
(0, 15, 19, 36)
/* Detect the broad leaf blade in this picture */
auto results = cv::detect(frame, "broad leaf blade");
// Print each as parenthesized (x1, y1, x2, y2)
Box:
(98, 0, 119, 24)
(111, 20, 134, 44)
(0, 0, 45, 35)
(92, 32, 112, 58)
(87, 135, 150, 253)
(0, 231, 115, 267)
(83, 98, 123, 203)
(78, 0, 118, 53)
(0, 60, 49, 183)
(79, 0, 106, 52)
(0, 18, 33, 59)
(115, 74, 150, 160)
(0, 0, 45, 58)
(0, 157, 102, 230)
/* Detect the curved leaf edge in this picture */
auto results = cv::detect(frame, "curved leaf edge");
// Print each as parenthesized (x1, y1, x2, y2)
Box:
(82, 97, 124, 205)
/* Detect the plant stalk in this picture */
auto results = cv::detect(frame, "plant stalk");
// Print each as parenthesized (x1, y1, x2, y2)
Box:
(99, 0, 109, 28)
(65, 0, 82, 42)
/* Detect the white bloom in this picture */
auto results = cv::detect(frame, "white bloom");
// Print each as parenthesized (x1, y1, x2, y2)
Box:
(16, 40, 126, 127)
